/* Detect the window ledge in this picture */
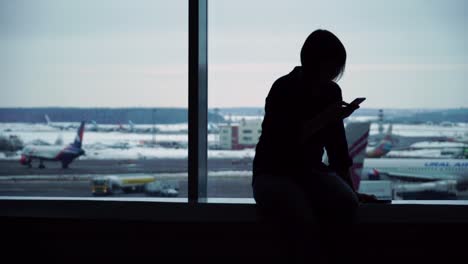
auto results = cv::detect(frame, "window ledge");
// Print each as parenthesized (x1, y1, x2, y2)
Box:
(1, 197, 468, 224)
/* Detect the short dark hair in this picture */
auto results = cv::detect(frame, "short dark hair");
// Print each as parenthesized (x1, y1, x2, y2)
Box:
(300, 29, 347, 81)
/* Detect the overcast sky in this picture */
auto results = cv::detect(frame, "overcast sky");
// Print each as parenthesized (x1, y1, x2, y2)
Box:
(1, 0, 467, 109)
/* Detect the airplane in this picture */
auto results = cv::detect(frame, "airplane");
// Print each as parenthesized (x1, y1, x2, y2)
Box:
(128, 120, 136, 132)
(363, 158, 468, 197)
(87, 120, 117, 132)
(366, 110, 453, 150)
(343, 122, 371, 191)
(322, 121, 371, 191)
(89, 120, 99, 132)
(44, 114, 77, 131)
(208, 122, 220, 133)
(366, 124, 393, 158)
(116, 120, 155, 134)
(20, 121, 86, 169)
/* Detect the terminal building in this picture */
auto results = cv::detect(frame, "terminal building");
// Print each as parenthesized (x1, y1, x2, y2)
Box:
(218, 118, 262, 149)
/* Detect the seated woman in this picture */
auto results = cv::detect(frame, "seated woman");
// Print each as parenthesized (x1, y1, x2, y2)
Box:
(252, 29, 375, 263)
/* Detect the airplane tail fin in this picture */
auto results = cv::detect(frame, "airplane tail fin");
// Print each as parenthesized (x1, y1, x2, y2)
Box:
(366, 123, 393, 158)
(345, 122, 371, 191)
(45, 115, 51, 125)
(71, 121, 85, 148)
(384, 123, 393, 141)
(91, 120, 98, 130)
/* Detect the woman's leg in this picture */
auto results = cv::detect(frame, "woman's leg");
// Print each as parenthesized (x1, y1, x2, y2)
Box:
(253, 174, 323, 263)
(305, 171, 359, 264)
(306, 171, 359, 224)
(253, 174, 315, 222)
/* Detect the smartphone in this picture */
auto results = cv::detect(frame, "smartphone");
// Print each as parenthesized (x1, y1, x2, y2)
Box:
(350, 97, 366, 106)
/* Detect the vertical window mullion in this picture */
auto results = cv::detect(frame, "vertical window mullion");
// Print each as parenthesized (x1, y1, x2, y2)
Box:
(188, 0, 208, 203)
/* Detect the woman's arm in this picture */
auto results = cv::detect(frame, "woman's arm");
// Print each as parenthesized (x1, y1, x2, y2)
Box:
(301, 101, 358, 144)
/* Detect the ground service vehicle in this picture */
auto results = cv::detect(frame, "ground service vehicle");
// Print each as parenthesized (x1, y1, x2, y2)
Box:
(91, 175, 156, 195)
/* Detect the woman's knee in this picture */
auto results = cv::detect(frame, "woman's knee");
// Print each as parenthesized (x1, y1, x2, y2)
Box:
(253, 175, 314, 222)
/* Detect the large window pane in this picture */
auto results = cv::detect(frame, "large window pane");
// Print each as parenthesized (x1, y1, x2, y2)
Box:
(0, 1, 191, 200)
(208, 0, 468, 200)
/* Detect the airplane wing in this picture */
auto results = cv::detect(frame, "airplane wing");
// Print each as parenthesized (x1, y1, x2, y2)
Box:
(379, 171, 460, 182)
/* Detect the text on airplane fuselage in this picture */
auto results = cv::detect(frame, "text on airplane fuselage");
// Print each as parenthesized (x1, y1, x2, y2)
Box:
(424, 162, 468, 167)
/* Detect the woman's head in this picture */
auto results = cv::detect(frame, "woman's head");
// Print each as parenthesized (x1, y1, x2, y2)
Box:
(300, 29, 346, 81)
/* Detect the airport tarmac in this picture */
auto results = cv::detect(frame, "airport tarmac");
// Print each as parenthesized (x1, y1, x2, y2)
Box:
(0, 158, 252, 176)
(0, 176, 254, 198)
(2, 159, 468, 200)
(0, 158, 254, 198)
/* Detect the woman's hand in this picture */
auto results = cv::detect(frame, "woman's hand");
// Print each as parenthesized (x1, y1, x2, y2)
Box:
(301, 100, 360, 144)
(337, 101, 359, 119)
(356, 192, 378, 203)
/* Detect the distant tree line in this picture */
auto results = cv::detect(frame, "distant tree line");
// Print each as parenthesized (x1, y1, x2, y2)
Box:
(0, 108, 225, 124)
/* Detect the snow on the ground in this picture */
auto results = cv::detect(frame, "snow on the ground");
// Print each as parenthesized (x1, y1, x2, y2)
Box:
(0, 123, 56, 132)
(1, 122, 467, 160)
(369, 123, 468, 137)
(223, 115, 263, 122)
(346, 116, 378, 122)
(386, 149, 449, 158)
(1, 129, 217, 147)
(155, 123, 187, 132)
(83, 147, 255, 160)
(410, 141, 467, 149)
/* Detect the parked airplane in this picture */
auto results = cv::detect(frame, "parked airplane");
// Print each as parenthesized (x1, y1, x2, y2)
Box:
(344, 122, 371, 191)
(364, 158, 468, 193)
(117, 120, 155, 134)
(87, 120, 117, 132)
(45, 114, 77, 131)
(208, 122, 219, 133)
(368, 125, 452, 151)
(20, 121, 86, 169)
(322, 121, 371, 191)
(366, 124, 393, 158)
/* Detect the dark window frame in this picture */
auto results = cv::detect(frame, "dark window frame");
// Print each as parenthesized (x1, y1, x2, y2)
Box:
(188, 0, 208, 203)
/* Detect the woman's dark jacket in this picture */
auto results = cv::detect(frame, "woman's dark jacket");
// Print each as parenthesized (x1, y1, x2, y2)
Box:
(252, 66, 352, 185)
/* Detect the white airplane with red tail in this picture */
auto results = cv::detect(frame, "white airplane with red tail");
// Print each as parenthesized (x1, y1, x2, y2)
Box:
(20, 121, 86, 169)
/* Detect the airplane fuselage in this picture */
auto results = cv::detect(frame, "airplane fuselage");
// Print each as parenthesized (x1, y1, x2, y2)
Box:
(20, 145, 84, 168)
(364, 158, 468, 181)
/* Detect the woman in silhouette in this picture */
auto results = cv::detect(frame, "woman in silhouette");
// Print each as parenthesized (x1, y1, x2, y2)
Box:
(252, 29, 376, 263)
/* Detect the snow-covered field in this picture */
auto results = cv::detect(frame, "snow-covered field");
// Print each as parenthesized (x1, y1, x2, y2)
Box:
(369, 123, 467, 137)
(225, 116, 468, 137)
(0, 122, 254, 160)
(0, 121, 466, 160)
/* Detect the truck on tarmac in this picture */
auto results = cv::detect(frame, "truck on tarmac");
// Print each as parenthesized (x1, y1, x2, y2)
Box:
(91, 174, 156, 196)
